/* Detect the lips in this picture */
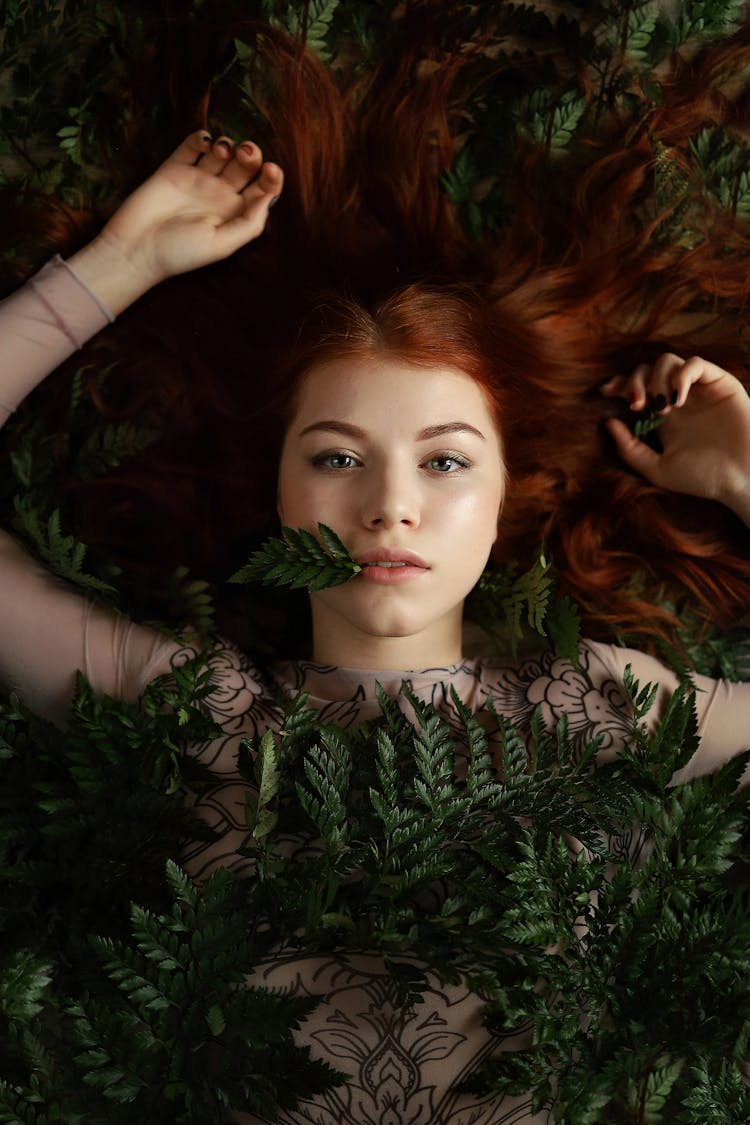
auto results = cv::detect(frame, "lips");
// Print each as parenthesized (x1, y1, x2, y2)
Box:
(356, 548, 429, 569)
(355, 548, 429, 585)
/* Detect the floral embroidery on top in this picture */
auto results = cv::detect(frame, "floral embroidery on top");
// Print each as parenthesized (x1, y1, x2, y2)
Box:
(167, 638, 651, 1116)
(232, 955, 549, 1125)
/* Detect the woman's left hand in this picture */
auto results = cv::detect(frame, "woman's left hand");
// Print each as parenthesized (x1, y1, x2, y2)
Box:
(600, 353, 750, 524)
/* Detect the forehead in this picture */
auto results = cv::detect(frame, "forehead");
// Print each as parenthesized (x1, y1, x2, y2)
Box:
(290, 354, 499, 433)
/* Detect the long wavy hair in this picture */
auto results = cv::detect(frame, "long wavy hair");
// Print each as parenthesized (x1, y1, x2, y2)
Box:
(8, 4, 750, 653)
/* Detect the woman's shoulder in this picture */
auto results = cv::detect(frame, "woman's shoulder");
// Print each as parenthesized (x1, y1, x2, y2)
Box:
(468, 638, 675, 753)
(472, 637, 679, 691)
(136, 629, 284, 722)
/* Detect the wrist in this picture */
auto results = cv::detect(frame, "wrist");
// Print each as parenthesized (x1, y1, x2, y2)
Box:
(66, 231, 162, 316)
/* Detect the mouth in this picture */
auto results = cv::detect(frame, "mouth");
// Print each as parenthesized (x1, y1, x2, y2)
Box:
(356, 549, 429, 569)
(355, 549, 429, 585)
(363, 560, 411, 569)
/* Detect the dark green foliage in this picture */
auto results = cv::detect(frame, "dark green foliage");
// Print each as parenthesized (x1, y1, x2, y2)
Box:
(466, 548, 582, 665)
(3, 0, 750, 251)
(635, 602, 750, 683)
(0, 654, 339, 1122)
(2, 2, 750, 1121)
(226, 668, 750, 1123)
(1, 587, 750, 1118)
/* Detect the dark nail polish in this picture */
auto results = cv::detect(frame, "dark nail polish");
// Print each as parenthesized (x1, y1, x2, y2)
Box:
(201, 132, 212, 142)
(269, 195, 280, 208)
(670, 389, 678, 404)
(654, 393, 667, 411)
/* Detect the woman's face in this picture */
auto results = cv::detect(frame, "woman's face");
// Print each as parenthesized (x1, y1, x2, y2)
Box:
(277, 354, 506, 669)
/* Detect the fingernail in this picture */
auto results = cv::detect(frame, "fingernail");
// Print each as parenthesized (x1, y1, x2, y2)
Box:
(269, 195, 281, 208)
(670, 389, 678, 404)
(201, 132, 212, 143)
(654, 393, 667, 411)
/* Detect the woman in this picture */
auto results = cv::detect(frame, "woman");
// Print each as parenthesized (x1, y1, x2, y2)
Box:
(1, 128, 750, 1123)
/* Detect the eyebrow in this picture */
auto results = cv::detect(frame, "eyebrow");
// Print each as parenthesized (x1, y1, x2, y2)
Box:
(298, 420, 486, 441)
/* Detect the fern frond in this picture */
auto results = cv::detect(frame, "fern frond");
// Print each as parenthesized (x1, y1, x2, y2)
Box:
(11, 498, 120, 596)
(229, 523, 361, 590)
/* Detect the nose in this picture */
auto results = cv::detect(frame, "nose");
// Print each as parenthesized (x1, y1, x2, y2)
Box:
(361, 466, 420, 529)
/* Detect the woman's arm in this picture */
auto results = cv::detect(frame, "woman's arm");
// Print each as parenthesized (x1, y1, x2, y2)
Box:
(600, 353, 750, 527)
(0, 529, 182, 726)
(0, 132, 283, 419)
(0, 132, 283, 723)
(598, 355, 750, 781)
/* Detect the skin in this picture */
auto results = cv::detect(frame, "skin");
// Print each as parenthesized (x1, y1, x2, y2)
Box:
(277, 355, 506, 669)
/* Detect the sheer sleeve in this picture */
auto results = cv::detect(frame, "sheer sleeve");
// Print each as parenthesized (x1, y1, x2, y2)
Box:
(0, 258, 182, 724)
(0, 527, 182, 726)
(0, 255, 114, 421)
(584, 640, 750, 785)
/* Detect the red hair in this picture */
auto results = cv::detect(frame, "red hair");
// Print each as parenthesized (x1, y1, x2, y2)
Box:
(6, 7, 750, 653)
(271, 283, 517, 430)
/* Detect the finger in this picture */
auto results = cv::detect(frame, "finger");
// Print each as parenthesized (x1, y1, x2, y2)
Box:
(163, 130, 213, 168)
(606, 417, 665, 485)
(600, 367, 649, 410)
(199, 135, 236, 174)
(647, 353, 685, 413)
(241, 160, 284, 200)
(211, 163, 285, 257)
(221, 140, 263, 191)
(599, 375, 628, 397)
(673, 354, 736, 407)
(624, 363, 650, 411)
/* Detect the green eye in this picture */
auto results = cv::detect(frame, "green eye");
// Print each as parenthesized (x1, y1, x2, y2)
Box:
(426, 454, 471, 473)
(312, 452, 360, 470)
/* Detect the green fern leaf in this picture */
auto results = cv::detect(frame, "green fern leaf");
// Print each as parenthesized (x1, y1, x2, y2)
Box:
(625, 4, 659, 65)
(549, 91, 586, 152)
(229, 522, 361, 590)
(303, 0, 340, 60)
(271, 0, 339, 60)
(165, 565, 216, 635)
(544, 594, 581, 666)
(72, 423, 159, 480)
(12, 497, 119, 596)
(0, 952, 53, 1022)
(206, 1003, 226, 1037)
(641, 1054, 684, 1122)
(245, 729, 280, 840)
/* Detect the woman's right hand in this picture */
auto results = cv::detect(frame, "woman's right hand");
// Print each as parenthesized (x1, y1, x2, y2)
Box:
(68, 132, 284, 313)
(601, 353, 750, 525)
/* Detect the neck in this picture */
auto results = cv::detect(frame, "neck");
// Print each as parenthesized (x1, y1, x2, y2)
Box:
(310, 606, 463, 671)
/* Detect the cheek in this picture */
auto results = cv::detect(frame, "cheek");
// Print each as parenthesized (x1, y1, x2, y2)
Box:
(442, 478, 503, 540)
(277, 463, 340, 529)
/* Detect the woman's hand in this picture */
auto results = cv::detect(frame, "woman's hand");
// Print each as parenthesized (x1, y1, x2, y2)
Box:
(68, 131, 284, 313)
(601, 353, 750, 525)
